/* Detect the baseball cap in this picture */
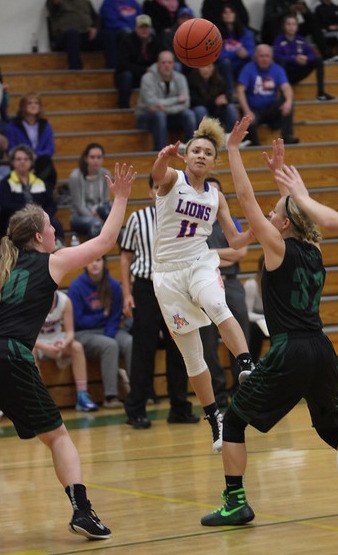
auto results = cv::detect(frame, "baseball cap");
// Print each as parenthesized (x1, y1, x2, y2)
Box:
(177, 7, 194, 18)
(136, 14, 152, 27)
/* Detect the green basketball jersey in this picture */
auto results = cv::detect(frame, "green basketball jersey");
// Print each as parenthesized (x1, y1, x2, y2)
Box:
(262, 238, 324, 337)
(0, 250, 57, 349)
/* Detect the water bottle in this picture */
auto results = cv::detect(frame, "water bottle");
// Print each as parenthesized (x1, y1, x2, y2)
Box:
(70, 234, 80, 247)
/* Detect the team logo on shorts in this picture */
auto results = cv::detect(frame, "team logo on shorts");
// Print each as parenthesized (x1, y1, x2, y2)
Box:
(173, 313, 189, 329)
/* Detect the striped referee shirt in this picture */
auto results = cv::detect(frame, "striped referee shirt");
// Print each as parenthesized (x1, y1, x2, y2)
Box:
(120, 205, 155, 280)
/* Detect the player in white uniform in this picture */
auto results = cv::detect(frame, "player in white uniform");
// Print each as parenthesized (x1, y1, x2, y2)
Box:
(152, 116, 255, 453)
(34, 290, 98, 412)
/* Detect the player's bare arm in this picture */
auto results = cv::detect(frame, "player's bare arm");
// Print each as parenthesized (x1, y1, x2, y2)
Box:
(49, 162, 136, 284)
(227, 116, 285, 268)
(152, 141, 185, 195)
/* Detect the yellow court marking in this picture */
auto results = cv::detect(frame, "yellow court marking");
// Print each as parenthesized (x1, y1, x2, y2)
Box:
(88, 482, 338, 533)
(7, 552, 48, 555)
(87, 481, 214, 508)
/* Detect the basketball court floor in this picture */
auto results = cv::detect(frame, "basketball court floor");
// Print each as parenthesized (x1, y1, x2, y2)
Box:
(1, 399, 338, 554)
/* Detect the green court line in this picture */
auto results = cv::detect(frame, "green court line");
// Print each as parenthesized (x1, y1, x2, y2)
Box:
(0, 406, 204, 438)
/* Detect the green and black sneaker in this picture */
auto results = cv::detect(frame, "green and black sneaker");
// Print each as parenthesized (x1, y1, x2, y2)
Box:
(201, 488, 255, 526)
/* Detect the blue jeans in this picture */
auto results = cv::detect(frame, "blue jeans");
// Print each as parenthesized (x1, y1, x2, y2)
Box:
(193, 103, 238, 133)
(137, 109, 197, 151)
(248, 98, 295, 146)
(53, 28, 114, 69)
(117, 70, 139, 108)
(216, 58, 249, 102)
(71, 214, 102, 239)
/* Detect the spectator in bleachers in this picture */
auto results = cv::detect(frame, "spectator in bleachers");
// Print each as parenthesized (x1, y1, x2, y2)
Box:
(5, 92, 57, 191)
(159, 6, 195, 72)
(33, 289, 98, 412)
(68, 143, 112, 240)
(0, 72, 8, 131)
(261, 0, 331, 59)
(201, 0, 249, 27)
(315, 0, 338, 33)
(237, 44, 299, 146)
(120, 175, 199, 429)
(116, 14, 161, 109)
(315, 0, 338, 31)
(46, 0, 114, 69)
(0, 144, 64, 244)
(135, 50, 196, 151)
(215, 3, 256, 103)
(68, 256, 132, 409)
(0, 73, 10, 180)
(315, 0, 338, 58)
(187, 63, 239, 134)
(273, 15, 335, 102)
(143, 0, 188, 35)
(243, 254, 270, 363)
(199, 176, 250, 407)
(99, 0, 142, 68)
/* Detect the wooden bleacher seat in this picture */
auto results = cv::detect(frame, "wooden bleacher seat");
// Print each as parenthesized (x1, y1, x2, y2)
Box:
(39, 346, 197, 409)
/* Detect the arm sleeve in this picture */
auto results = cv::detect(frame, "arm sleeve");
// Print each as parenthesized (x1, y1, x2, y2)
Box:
(5, 122, 21, 152)
(36, 121, 55, 157)
(241, 29, 256, 58)
(0, 181, 26, 211)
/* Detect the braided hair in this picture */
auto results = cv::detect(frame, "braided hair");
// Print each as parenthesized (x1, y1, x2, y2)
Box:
(284, 195, 322, 243)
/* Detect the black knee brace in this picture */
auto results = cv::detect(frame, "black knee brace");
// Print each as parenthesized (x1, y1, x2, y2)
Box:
(315, 426, 338, 449)
(222, 407, 247, 443)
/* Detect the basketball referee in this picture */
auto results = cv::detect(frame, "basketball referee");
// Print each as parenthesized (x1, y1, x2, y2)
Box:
(120, 176, 200, 429)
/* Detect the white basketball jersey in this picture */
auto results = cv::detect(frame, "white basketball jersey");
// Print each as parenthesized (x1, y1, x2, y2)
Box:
(153, 170, 219, 269)
(37, 290, 68, 342)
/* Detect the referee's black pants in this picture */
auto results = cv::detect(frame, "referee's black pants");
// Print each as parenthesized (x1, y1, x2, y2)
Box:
(124, 278, 192, 418)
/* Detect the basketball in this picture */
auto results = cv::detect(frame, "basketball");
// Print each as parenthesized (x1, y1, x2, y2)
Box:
(173, 18, 222, 68)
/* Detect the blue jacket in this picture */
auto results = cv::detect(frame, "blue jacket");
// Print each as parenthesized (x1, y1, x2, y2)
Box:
(67, 271, 123, 338)
(100, 0, 142, 31)
(6, 117, 55, 157)
(273, 33, 317, 67)
(217, 28, 255, 73)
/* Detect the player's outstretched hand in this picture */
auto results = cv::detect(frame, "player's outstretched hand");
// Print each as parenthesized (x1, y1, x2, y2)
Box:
(157, 141, 185, 161)
(275, 164, 309, 199)
(105, 163, 137, 200)
(227, 115, 253, 149)
(263, 138, 285, 173)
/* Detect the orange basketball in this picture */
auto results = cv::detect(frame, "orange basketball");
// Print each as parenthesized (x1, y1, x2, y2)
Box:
(173, 18, 222, 68)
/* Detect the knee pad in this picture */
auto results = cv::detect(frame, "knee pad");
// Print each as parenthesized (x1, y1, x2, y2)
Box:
(174, 330, 207, 377)
(198, 281, 233, 326)
(182, 352, 208, 377)
(222, 407, 247, 443)
(315, 426, 338, 449)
